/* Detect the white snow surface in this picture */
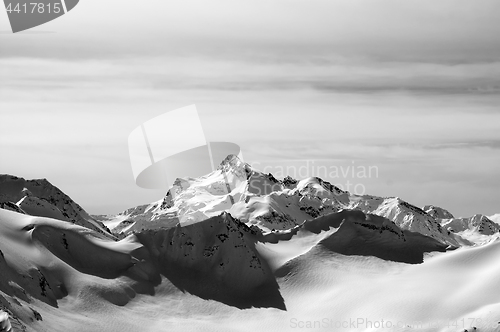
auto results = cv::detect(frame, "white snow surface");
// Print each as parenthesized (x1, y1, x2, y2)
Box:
(489, 213, 500, 224)
(1, 207, 500, 332)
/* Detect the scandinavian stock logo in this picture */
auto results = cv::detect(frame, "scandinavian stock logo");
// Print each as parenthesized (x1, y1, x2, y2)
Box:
(3, 0, 79, 33)
(128, 105, 242, 195)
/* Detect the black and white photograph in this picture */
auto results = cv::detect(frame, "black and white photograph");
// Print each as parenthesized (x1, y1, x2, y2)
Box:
(1, 1, 500, 331)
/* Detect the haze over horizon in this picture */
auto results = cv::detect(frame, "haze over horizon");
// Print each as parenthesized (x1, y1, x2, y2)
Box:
(1, 0, 499, 217)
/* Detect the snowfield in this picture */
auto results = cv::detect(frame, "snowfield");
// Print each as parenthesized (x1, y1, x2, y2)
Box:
(1, 156, 500, 332)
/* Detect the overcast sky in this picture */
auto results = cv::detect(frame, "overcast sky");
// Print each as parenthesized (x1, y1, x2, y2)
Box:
(1, 0, 499, 217)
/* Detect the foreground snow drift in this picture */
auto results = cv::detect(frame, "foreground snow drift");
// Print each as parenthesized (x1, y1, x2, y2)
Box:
(1, 205, 464, 332)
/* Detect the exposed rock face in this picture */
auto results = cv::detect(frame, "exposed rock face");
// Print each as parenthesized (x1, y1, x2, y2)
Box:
(100, 156, 467, 247)
(0, 202, 25, 215)
(0, 310, 12, 332)
(441, 214, 500, 235)
(423, 205, 454, 219)
(350, 197, 459, 247)
(135, 212, 285, 310)
(0, 175, 113, 238)
(260, 209, 449, 264)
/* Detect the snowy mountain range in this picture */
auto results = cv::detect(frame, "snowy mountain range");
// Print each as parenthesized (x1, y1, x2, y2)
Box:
(1, 155, 499, 332)
(95, 155, 499, 247)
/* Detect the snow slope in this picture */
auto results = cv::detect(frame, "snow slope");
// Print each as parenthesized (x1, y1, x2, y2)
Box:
(2, 155, 500, 332)
(489, 213, 500, 224)
(0, 175, 113, 237)
(0, 208, 285, 331)
(423, 204, 455, 219)
(2, 206, 500, 332)
(439, 214, 500, 245)
(4, 156, 498, 331)
(349, 196, 460, 247)
(46, 242, 500, 332)
(257, 209, 448, 266)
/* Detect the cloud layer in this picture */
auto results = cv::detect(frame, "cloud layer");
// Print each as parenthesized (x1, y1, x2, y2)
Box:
(1, 0, 499, 216)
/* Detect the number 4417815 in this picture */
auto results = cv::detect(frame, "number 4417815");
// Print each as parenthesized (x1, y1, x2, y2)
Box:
(6, 2, 62, 14)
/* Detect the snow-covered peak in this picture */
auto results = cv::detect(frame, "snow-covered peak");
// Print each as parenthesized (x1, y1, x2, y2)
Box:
(423, 205, 454, 219)
(489, 213, 500, 225)
(0, 174, 113, 238)
(93, 156, 495, 248)
(352, 196, 459, 247)
(217, 154, 251, 173)
(293, 177, 348, 199)
(440, 214, 500, 245)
